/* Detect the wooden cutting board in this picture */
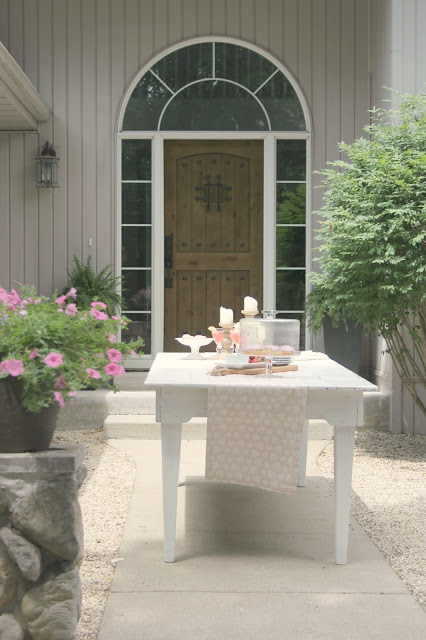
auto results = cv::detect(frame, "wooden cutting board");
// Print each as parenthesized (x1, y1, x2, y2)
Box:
(217, 365, 299, 376)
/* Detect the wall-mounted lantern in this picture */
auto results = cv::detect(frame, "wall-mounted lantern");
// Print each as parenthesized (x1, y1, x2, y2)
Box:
(35, 141, 59, 188)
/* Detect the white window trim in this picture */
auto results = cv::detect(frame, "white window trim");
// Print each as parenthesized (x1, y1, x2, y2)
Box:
(117, 37, 313, 367)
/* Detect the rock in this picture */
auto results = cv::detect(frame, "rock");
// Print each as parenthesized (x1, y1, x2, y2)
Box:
(0, 547, 16, 608)
(0, 527, 41, 582)
(11, 475, 83, 562)
(21, 568, 81, 640)
(0, 613, 24, 640)
(76, 463, 87, 488)
(0, 489, 7, 515)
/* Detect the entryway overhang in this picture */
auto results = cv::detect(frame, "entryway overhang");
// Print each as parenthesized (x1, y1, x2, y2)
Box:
(0, 41, 50, 131)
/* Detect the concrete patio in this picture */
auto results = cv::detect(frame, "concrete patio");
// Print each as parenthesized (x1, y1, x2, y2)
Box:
(96, 424, 426, 640)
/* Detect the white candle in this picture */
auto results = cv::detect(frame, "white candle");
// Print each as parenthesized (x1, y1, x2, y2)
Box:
(220, 306, 233, 324)
(244, 296, 258, 312)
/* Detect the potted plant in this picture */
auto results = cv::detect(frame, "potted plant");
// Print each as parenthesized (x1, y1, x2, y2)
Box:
(0, 285, 143, 452)
(305, 92, 426, 418)
(62, 255, 124, 315)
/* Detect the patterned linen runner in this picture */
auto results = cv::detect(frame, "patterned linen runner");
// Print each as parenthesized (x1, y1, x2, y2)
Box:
(205, 381, 307, 494)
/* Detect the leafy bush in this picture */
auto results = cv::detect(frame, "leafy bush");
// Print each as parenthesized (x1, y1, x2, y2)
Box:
(306, 92, 426, 417)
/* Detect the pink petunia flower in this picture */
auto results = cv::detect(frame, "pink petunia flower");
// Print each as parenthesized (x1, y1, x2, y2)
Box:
(2, 359, 25, 377)
(66, 287, 77, 299)
(58, 308, 64, 313)
(106, 348, 122, 363)
(43, 352, 63, 368)
(111, 315, 120, 321)
(10, 290, 21, 307)
(85, 368, 101, 379)
(55, 295, 67, 306)
(129, 350, 137, 356)
(28, 348, 39, 359)
(105, 362, 125, 377)
(54, 375, 67, 389)
(0, 287, 9, 304)
(90, 308, 108, 321)
(108, 334, 117, 343)
(68, 391, 77, 398)
(19, 309, 28, 318)
(90, 301, 107, 309)
(65, 303, 78, 317)
(53, 391, 65, 408)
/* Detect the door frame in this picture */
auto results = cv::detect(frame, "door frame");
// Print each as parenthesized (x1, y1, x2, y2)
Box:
(118, 130, 312, 368)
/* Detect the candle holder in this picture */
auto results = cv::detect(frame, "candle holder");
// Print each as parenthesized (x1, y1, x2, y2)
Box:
(219, 322, 234, 354)
(241, 309, 259, 320)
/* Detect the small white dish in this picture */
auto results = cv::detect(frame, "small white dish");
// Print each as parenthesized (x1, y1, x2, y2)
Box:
(175, 335, 214, 359)
(225, 354, 249, 364)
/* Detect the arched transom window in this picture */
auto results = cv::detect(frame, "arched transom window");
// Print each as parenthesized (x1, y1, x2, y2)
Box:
(122, 42, 306, 131)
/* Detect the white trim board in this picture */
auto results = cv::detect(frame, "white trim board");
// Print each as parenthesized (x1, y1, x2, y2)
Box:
(115, 37, 313, 359)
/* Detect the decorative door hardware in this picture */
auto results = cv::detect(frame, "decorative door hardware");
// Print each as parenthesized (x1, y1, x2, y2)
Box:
(164, 234, 173, 288)
(194, 174, 232, 212)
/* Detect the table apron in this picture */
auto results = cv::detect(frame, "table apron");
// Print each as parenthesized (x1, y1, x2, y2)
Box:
(156, 387, 364, 428)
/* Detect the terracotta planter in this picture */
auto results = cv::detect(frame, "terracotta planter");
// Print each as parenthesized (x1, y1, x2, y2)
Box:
(0, 379, 60, 453)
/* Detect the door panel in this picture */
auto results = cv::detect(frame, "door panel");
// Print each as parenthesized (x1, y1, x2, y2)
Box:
(164, 140, 263, 351)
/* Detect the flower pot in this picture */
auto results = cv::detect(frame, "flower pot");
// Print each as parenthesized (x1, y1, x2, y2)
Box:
(323, 317, 363, 375)
(0, 379, 60, 453)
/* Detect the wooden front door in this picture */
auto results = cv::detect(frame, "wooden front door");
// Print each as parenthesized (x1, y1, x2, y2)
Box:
(164, 140, 263, 351)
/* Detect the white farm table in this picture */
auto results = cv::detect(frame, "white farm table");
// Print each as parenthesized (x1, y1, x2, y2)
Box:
(144, 353, 377, 565)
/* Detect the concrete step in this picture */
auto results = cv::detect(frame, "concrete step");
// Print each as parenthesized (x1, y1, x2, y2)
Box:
(57, 390, 156, 430)
(104, 414, 208, 440)
(104, 416, 335, 441)
(116, 371, 148, 391)
(363, 391, 390, 429)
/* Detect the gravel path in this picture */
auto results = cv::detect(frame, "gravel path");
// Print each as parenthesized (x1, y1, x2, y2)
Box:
(317, 430, 426, 612)
(52, 428, 426, 639)
(52, 429, 136, 640)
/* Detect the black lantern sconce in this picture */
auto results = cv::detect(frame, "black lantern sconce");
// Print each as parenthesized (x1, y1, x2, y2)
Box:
(35, 141, 60, 188)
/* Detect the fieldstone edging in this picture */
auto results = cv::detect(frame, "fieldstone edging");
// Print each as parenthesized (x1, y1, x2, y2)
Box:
(0, 445, 86, 640)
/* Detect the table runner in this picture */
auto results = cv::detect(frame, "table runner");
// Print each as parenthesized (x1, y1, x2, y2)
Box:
(205, 379, 307, 494)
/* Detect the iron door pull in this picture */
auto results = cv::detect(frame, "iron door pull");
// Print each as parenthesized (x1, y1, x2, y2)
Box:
(165, 234, 173, 288)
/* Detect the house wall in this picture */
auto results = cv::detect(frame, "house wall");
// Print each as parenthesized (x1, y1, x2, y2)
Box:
(389, 0, 426, 435)
(367, 0, 426, 435)
(0, 0, 372, 297)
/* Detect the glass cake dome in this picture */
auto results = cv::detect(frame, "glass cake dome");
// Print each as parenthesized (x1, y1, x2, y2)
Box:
(239, 311, 300, 355)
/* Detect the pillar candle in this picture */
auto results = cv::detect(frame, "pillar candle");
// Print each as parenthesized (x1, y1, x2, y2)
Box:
(244, 296, 258, 312)
(220, 306, 233, 324)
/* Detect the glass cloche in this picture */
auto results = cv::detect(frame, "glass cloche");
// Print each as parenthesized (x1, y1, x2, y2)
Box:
(239, 311, 300, 355)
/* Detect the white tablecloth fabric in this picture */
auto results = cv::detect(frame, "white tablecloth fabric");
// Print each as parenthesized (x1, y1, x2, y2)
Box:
(205, 379, 307, 494)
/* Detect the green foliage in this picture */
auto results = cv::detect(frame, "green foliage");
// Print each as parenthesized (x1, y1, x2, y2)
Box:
(0, 286, 143, 413)
(306, 92, 426, 416)
(64, 256, 125, 315)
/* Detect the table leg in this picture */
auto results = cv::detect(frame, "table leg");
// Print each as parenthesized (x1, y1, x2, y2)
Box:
(161, 422, 182, 562)
(297, 419, 309, 487)
(333, 426, 355, 564)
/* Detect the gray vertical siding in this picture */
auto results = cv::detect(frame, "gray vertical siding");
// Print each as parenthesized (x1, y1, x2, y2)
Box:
(389, 0, 426, 434)
(0, 0, 373, 295)
(368, 0, 426, 435)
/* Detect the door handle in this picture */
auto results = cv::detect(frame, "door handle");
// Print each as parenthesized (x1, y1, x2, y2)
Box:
(165, 234, 173, 288)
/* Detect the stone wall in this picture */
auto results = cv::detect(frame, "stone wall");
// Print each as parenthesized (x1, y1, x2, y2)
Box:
(0, 446, 86, 640)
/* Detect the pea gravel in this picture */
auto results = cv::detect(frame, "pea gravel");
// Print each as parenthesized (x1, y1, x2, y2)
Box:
(52, 428, 426, 639)
(317, 430, 426, 612)
(52, 429, 136, 640)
